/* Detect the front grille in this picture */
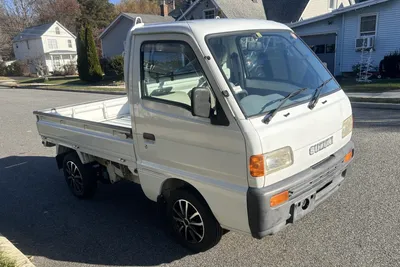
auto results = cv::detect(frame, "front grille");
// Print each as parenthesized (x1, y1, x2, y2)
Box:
(289, 163, 340, 199)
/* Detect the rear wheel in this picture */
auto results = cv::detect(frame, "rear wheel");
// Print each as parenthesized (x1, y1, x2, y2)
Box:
(166, 189, 222, 253)
(62, 153, 97, 199)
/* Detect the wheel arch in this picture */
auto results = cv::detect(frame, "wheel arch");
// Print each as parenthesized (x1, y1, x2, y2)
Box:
(159, 178, 219, 222)
(55, 145, 75, 169)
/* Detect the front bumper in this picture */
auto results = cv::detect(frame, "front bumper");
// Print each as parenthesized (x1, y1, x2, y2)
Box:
(247, 141, 354, 239)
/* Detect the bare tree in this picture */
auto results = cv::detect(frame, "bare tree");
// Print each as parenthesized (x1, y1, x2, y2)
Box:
(34, 0, 80, 34)
(116, 0, 181, 15)
(28, 55, 48, 77)
(0, 0, 37, 59)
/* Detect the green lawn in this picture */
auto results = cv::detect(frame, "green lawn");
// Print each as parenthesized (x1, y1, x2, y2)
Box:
(0, 252, 16, 267)
(20, 77, 122, 87)
(339, 77, 400, 92)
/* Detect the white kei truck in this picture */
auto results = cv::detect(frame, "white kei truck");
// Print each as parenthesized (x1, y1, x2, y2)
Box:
(34, 19, 354, 252)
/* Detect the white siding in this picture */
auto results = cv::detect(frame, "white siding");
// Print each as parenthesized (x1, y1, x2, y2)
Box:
(292, 16, 342, 75)
(341, 0, 400, 72)
(301, 0, 351, 20)
(14, 39, 44, 61)
(42, 23, 76, 53)
(13, 22, 77, 73)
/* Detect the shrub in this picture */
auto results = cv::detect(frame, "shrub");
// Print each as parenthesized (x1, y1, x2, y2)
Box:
(53, 67, 64, 76)
(380, 50, 400, 78)
(6, 61, 29, 76)
(109, 55, 124, 78)
(0, 61, 6, 76)
(63, 62, 77, 75)
(101, 55, 124, 79)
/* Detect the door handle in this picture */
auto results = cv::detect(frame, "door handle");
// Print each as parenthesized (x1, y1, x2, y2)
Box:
(143, 133, 156, 141)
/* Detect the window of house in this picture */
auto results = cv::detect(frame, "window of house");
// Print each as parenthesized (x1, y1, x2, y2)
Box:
(313, 44, 326, 54)
(55, 27, 60, 34)
(359, 14, 377, 36)
(141, 41, 210, 110)
(53, 55, 61, 68)
(203, 9, 215, 19)
(329, 0, 337, 9)
(68, 40, 73, 48)
(326, 44, 336, 53)
(48, 39, 58, 50)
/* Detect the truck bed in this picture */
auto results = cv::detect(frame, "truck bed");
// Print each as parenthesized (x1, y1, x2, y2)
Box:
(34, 96, 136, 168)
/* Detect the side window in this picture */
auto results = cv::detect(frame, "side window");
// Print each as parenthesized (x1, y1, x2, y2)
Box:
(141, 41, 210, 110)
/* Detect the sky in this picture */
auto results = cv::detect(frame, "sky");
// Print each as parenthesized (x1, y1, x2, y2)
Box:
(109, 0, 120, 3)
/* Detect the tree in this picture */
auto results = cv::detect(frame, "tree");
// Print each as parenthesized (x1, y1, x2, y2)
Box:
(77, 25, 102, 82)
(116, 0, 183, 15)
(34, 0, 80, 34)
(86, 26, 102, 82)
(77, 27, 88, 80)
(77, 0, 116, 30)
(116, 0, 159, 15)
(0, 0, 37, 59)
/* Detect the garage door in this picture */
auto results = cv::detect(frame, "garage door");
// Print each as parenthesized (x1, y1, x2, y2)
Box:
(301, 34, 336, 75)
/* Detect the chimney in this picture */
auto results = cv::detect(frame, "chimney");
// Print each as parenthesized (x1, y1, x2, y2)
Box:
(160, 0, 169, 17)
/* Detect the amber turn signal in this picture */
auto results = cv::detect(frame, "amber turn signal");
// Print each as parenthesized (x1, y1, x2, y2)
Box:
(249, 155, 265, 177)
(270, 191, 289, 207)
(344, 150, 353, 163)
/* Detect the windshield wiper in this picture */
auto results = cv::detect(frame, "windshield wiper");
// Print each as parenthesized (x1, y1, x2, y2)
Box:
(262, 87, 308, 124)
(308, 78, 333, 110)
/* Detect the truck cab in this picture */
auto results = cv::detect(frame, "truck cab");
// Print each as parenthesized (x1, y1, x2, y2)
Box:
(34, 19, 354, 252)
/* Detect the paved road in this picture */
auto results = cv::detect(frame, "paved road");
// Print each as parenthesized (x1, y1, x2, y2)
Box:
(1, 89, 400, 267)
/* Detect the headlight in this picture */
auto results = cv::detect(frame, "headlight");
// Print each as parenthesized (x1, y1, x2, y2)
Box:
(342, 115, 353, 138)
(265, 147, 293, 175)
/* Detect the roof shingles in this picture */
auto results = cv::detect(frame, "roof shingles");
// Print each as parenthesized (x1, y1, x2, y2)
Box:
(13, 23, 54, 42)
(214, 0, 267, 20)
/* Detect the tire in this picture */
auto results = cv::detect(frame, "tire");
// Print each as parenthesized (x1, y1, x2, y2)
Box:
(62, 153, 97, 199)
(166, 189, 222, 253)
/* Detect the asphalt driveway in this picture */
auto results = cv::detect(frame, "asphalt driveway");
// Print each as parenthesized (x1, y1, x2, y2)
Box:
(0, 88, 399, 267)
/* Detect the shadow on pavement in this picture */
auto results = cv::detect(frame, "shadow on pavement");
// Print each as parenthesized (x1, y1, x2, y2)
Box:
(0, 156, 189, 266)
(353, 107, 400, 128)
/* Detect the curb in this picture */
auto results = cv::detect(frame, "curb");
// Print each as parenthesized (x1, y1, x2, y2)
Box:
(0, 81, 18, 88)
(2, 85, 125, 95)
(351, 102, 400, 110)
(349, 97, 400, 104)
(0, 234, 35, 267)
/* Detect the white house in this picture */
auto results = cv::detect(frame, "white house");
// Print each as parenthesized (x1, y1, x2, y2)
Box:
(13, 21, 77, 74)
(291, 0, 400, 76)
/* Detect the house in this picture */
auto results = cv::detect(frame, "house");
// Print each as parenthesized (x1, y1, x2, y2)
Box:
(13, 21, 77, 74)
(99, 9, 174, 58)
(290, 0, 399, 76)
(174, 0, 354, 23)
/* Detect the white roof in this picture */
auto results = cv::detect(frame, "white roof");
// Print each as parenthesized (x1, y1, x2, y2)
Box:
(133, 19, 292, 38)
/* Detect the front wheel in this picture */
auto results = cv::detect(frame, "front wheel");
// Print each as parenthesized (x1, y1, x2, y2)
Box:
(62, 153, 97, 199)
(166, 190, 222, 253)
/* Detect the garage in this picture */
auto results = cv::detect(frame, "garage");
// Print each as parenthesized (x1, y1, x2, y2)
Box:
(301, 33, 337, 75)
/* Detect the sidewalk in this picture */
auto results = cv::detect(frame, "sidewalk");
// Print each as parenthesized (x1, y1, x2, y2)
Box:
(347, 90, 400, 103)
(0, 234, 35, 267)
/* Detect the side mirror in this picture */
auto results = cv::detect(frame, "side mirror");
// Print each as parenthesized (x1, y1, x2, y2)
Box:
(191, 87, 211, 118)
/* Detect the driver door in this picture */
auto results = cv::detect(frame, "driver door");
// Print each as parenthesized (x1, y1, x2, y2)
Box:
(129, 33, 249, 231)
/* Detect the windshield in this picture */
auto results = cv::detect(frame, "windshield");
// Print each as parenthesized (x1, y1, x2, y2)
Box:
(206, 31, 339, 117)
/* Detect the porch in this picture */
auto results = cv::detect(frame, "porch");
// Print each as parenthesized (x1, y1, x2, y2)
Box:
(45, 51, 77, 73)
